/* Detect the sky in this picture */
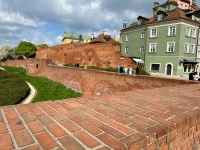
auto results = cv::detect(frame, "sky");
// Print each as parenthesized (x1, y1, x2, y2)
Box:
(0, 0, 200, 47)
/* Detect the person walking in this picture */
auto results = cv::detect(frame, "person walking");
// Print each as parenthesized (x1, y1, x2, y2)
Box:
(136, 65, 139, 74)
(189, 71, 195, 80)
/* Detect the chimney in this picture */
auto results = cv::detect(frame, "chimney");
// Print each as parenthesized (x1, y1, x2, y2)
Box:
(103, 31, 106, 35)
(91, 34, 94, 41)
(154, 2, 159, 8)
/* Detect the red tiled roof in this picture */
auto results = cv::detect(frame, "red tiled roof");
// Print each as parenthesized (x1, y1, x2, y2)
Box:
(191, 4, 200, 10)
(90, 33, 120, 45)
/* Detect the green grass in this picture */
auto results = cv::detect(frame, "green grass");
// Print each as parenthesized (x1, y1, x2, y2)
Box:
(1, 66, 82, 103)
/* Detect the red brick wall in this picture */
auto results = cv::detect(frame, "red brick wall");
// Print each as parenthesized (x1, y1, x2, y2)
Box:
(36, 43, 135, 68)
(1, 59, 200, 149)
(1, 60, 26, 69)
(25, 59, 195, 96)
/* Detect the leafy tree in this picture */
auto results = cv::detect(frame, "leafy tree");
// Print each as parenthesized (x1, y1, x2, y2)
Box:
(37, 44, 48, 48)
(130, 22, 137, 26)
(14, 41, 36, 58)
(0, 44, 14, 61)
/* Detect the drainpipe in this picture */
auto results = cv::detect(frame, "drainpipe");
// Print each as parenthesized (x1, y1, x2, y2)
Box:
(144, 25, 148, 68)
(196, 26, 200, 75)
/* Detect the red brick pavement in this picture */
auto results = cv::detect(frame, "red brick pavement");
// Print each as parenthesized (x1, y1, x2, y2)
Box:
(0, 84, 200, 149)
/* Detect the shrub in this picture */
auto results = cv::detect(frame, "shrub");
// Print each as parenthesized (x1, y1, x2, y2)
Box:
(0, 70, 30, 106)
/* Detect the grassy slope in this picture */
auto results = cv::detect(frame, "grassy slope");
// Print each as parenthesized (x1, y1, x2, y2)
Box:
(1, 66, 82, 103)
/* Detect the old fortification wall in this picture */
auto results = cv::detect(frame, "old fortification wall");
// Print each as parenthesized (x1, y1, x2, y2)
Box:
(1, 60, 27, 69)
(25, 59, 195, 96)
(1, 59, 200, 149)
(36, 43, 135, 68)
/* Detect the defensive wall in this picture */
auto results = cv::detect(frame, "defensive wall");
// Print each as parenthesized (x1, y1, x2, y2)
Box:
(1, 59, 200, 150)
(36, 42, 135, 68)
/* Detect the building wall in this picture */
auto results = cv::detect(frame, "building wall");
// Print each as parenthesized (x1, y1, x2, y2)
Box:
(36, 43, 134, 68)
(121, 27, 146, 60)
(2, 59, 194, 97)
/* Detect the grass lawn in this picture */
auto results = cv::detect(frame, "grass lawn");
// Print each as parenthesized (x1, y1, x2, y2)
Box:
(1, 66, 82, 103)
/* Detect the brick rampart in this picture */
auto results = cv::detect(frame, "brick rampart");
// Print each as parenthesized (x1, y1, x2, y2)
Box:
(1, 60, 26, 69)
(1, 59, 200, 149)
(25, 59, 196, 96)
(36, 43, 135, 68)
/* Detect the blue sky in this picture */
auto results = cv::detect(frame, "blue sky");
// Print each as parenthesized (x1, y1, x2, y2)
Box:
(0, 0, 199, 47)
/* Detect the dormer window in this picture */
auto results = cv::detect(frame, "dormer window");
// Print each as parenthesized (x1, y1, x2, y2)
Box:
(192, 15, 195, 21)
(165, 5, 168, 11)
(157, 14, 162, 21)
(138, 19, 142, 25)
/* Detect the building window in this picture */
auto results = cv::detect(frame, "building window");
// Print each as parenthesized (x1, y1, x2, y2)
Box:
(89, 58, 91, 62)
(185, 5, 187, 9)
(141, 32, 145, 38)
(140, 46, 144, 52)
(185, 26, 191, 37)
(167, 42, 175, 52)
(198, 38, 200, 45)
(190, 44, 195, 54)
(138, 19, 142, 25)
(125, 46, 128, 54)
(184, 64, 192, 73)
(180, 4, 183, 9)
(192, 15, 195, 21)
(150, 28, 157, 38)
(149, 43, 156, 53)
(36, 64, 38, 68)
(151, 64, 160, 71)
(191, 28, 196, 38)
(168, 26, 176, 36)
(64, 53, 66, 56)
(197, 50, 200, 58)
(184, 43, 189, 53)
(157, 14, 162, 21)
(166, 5, 169, 11)
(125, 34, 129, 41)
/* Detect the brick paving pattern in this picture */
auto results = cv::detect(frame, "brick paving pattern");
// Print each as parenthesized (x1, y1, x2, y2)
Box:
(0, 84, 200, 149)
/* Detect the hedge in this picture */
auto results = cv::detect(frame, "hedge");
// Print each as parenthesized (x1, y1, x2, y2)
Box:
(0, 70, 30, 106)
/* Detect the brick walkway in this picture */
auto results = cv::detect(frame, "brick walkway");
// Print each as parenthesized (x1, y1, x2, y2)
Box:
(0, 83, 200, 150)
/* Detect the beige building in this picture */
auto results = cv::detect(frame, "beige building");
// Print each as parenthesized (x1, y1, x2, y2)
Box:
(62, 32, 91, 44)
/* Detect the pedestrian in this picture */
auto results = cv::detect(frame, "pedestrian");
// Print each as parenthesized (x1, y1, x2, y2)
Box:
(75, 62, 79, 68)
(84, 63, 87, 69)
(136, 65, 139, 74)
(194, 72, 199, 81)
(117, 64, 121, 73)
(189, 70, 195, 80)
(120, 65, 124, 73)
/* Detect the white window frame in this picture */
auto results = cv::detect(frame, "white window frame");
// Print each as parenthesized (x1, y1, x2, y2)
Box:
(157, 14, 162, 21)
(191, 28, 196, 38)
(166, 5, 169, 11)
(167, 42, 175, 52)
(197, 50, 200, 58)
(141, 32, 145, 38)
(140, 46, 144, 52)
(185, 26, 191, 37)
(125, 34, 129, 41)
(125, 46, 128, 54)
(149, 43, 156, 53)
(184, 43, 189, 53)
(150, 28, 157, 38)
(198, 38, 200, 45)
(184, 64, 192, 73)
(190, 44, 195, 54)
(150, 63, 160, 71)
(168, 26, 176, 36)
(138, 19, 142, 25)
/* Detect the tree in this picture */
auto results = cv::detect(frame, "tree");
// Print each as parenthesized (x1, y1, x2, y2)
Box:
(37, 44, 48, 48)
(130, 22, 137, 26)
(0, 44, 14, 61)
(14, 41, 36, 58)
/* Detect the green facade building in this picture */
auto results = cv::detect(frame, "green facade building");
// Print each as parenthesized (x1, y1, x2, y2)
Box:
(121, 0, 200, 77)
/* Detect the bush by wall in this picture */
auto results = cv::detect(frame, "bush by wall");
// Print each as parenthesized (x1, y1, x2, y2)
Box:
(0, 70, 30, 106)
